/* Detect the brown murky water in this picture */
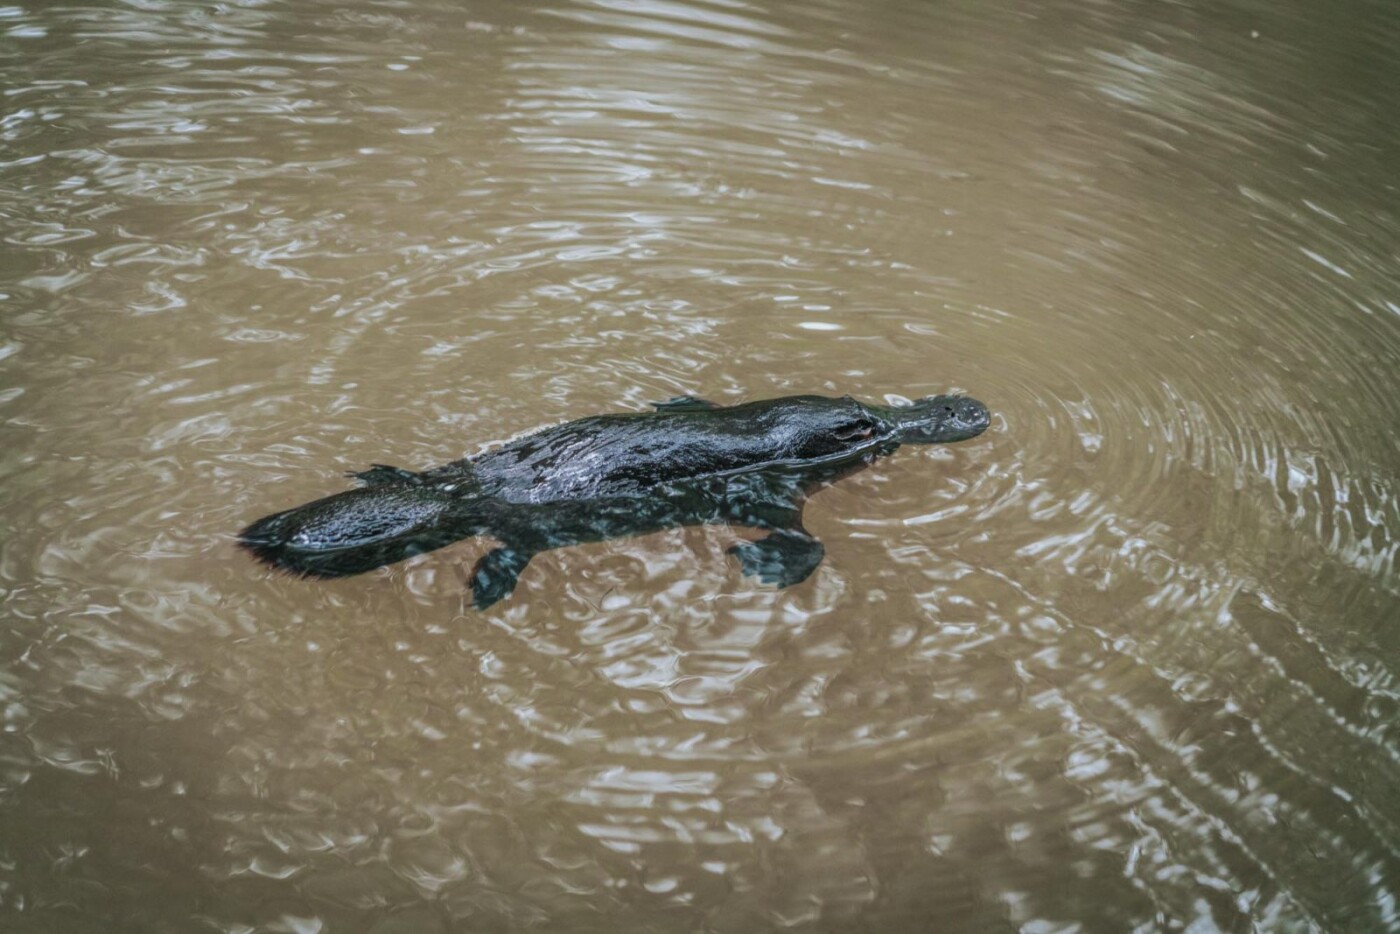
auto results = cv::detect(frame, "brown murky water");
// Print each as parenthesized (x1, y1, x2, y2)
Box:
(3, 0, 1399, 930)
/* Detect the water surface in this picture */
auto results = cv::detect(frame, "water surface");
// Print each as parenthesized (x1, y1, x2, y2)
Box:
(2, 0, 1399, 930)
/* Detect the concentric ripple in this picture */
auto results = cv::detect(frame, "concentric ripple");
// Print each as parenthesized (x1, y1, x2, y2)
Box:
(2, 0, 1398, 930)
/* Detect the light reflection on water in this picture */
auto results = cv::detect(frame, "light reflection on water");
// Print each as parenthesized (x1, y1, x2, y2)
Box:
(2, 0, 1399, 930)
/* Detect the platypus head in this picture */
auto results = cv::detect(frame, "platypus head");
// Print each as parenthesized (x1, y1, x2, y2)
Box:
(882, 394, 991, 444)
(771, 393, 989, 461)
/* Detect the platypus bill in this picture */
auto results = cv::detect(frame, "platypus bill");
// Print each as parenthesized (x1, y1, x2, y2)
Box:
(238, 393, 991, 608)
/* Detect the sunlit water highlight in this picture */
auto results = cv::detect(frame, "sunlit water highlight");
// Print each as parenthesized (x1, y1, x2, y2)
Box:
(2, 0, 1399, 930)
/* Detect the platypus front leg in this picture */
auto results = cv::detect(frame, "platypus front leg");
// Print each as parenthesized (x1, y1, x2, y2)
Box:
(728, 528, 825, 587)
(724, 494, 826, 588)
(470, 545, 535, 609)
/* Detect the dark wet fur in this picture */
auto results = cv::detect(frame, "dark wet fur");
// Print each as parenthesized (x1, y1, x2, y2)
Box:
(238, 393, 989, 607)
(238, 485, 470, 579)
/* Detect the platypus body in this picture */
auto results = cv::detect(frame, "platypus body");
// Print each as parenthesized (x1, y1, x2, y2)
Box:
(238, 393, 991, 607)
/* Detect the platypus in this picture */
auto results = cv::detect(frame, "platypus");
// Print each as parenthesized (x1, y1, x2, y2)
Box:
(238, 393, 991, 607)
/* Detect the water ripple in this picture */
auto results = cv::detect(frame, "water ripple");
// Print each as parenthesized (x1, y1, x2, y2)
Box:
(1, 0, 1398, 930)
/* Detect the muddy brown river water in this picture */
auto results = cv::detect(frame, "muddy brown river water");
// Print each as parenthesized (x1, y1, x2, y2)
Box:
(3, 0, 1399, 931)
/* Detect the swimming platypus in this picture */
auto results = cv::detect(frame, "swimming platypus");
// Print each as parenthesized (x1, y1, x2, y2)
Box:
(238, 393, 990, 607)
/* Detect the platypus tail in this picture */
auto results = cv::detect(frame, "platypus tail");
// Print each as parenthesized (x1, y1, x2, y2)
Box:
(238, 482, 478, 579)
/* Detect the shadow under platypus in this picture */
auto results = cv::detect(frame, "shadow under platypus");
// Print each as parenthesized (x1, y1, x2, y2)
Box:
(239, 393, 991, 608)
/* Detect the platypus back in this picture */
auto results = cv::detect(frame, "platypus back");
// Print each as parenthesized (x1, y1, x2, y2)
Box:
(238, 483, 475, 579)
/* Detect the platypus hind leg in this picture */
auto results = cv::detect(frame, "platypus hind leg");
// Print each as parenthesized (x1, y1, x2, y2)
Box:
(470, 545, 535, 609)
(650, 395, 720, 412)
(346, 464, 422, 487)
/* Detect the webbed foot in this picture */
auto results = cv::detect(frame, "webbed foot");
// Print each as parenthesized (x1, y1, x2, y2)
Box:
(347, 464, 421, 487)
(727, 530, 825, 588)
(470, 546, 534, 609)
(651, 395, 720, 413)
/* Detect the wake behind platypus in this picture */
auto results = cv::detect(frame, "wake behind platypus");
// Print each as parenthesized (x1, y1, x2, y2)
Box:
(238, 392, 991, 607)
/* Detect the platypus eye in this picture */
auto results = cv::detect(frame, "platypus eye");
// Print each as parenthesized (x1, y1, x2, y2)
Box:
(833, 419, 876, 441)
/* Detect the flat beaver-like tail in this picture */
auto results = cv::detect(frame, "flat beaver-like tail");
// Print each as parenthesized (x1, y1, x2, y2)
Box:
(238, 484, 476, 579)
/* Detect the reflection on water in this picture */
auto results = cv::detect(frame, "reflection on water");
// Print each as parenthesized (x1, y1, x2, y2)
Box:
(2, 0, 1398, 929)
